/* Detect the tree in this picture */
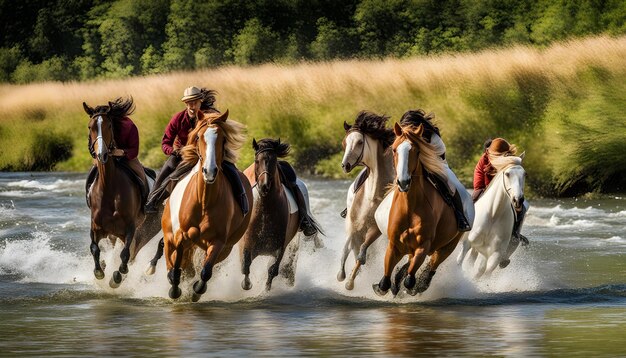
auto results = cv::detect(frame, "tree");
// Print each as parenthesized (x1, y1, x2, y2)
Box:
(232, 18, 282, 65)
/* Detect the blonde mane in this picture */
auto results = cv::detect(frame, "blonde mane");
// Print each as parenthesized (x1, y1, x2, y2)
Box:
(489, 154, 523, 173)
(398, 124, 447, 179)
(180, 111, 247, 165)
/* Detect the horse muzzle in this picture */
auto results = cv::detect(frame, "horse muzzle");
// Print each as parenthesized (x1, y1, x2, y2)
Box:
(397, 178, 411, 192)
(341, 161, 353, 173)
(97, 152, 108, 163)
(202, 167, 218, 184)
(257, 183, 270, 197)
(512, 196, 525, 210)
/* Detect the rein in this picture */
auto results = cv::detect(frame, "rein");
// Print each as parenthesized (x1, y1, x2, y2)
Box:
(346, 129, 367, 167)
(89, 114, 117, 159)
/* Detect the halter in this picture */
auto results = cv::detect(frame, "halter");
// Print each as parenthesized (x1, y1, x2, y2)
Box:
(255, 147, 276, 184)
(345, 129, 367, 167)
(89, 114, 117, 159)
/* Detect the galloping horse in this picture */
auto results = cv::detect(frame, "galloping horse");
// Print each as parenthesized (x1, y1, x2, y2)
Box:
(240, 138, 301, 291)
(373, 122, 465, 296)
(84, 99, 158, 287)
(337, 112, 395, 290)
(162, 110, 253, 300)
(457, 154, 527, 278)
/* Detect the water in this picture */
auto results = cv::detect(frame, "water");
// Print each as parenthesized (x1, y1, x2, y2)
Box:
(0, 172, 625, 356)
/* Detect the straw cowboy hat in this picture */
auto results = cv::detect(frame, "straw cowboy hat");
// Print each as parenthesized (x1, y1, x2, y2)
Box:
(181, 86, 203, 102)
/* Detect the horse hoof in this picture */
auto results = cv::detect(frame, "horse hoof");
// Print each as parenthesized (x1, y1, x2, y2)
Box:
(391, 284, 400, 297)
(499, 259, 510, 269)
(345, 279, 354, 291)
(191, 292, 202, 302)
(193, 280, 207, 295)
(372, 284, 388, 297)
(145, 264, 156, 276)
(118, 265, 128, 275)
(403, 275, 416, 290)
(169, 286, 182, 299)
(109, 272, 123, 288)
(94, 269, 105, 280)
(242, 277, 252, 291)
(337, 270, 346, 282)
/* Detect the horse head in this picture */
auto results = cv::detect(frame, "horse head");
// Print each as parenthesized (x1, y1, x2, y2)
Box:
(500, 152, 527, 211)
(252, 138, 290, 197)
(392, 122, 422, 192)
(341, 111, 395, 173)
(84, 102, 114, 164)
(194, 111, 229, 184)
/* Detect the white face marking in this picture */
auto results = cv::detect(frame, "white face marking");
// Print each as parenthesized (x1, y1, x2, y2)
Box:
(396, 141, 412, 184)
(342, 132, 365, 168)
(96, 115, 105, 160)
(203, 128, 218, 182)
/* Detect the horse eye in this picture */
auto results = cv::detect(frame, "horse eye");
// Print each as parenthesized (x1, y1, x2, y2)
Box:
(505, 172, 510, 177)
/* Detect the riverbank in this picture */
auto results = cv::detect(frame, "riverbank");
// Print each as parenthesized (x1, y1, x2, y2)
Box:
(0, 35, 624, 196)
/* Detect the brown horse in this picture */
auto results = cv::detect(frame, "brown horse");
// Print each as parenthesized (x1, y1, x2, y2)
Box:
(240, 138, 301, 291)
(373, 122, 464, 296)
(84, 99, 158, 287)
(162, 110, 253, 300)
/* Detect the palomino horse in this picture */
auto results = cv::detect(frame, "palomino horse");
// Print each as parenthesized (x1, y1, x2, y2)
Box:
(162, 110, 253, 300)
(337, 111, 395, 290)
(457, 154, 527, 278)
(373, 122, 465, 296)
(240, 138, 301, 291)
(84, 99, 159, 287)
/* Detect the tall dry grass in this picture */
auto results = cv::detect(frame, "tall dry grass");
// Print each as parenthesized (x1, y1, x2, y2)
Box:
(1, 35, 624, 195)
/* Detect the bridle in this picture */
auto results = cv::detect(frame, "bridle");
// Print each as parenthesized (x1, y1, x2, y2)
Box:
(255, 147, 275, 184)
(89, 114, 117, 159)
(345, 129, 367, 167)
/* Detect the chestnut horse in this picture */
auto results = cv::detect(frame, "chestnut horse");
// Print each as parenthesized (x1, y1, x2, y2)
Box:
(240, 138, 301, 291)
(338, 111, 395, 290)
(162, 110, 253, 300)
(373, 122, 464, 297)
(84, 99, 159, 287)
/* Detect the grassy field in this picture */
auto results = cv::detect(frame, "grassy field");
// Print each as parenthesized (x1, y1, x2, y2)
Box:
(0, 35, 624, 196)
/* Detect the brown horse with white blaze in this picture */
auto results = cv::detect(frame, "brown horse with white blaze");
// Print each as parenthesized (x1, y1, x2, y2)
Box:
(162, 110, 253, 300)
(240, 138, 301, 291)
(373, 122, 464, 296)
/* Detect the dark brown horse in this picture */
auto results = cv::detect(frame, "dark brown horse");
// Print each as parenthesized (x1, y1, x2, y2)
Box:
(241, 138, 301, 291)
(84, 99, 158, 287)
(162, 110, 253, 300)
(373, 122, 464, 296)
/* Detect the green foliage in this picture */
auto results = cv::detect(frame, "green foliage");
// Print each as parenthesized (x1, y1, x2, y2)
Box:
(232, 18, 282, 65)
(310, 17, 358, 60)
(11, 57, 72, 84)
(0, 46, 24, 82)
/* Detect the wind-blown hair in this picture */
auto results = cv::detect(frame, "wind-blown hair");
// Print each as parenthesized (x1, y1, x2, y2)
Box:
(93, 97, 135, 126)
(346, 111, 395, 150)
(180, 111, 247, 165)
(255, 138, 290, 158)
(489, 154, 523, 173)
(395, 123, 447, 179)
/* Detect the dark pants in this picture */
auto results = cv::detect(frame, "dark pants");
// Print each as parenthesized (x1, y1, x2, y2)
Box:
(146, 155, 181, 208)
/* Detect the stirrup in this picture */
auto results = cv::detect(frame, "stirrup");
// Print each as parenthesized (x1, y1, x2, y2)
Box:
(340, 208, 347, 218)
(516, 233, 530, 246)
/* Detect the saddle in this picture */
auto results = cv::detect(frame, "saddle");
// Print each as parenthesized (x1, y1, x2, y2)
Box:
(86, 162, 155, 209)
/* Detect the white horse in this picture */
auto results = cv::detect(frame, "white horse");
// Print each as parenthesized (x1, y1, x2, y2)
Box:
(457, 154, 528, 278)
(337, 112, 395, 290)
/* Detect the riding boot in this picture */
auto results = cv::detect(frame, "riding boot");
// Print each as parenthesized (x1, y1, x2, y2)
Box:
(512, 205, 529, 246)
(146, 155, 180, 213)
(452, 191, 471, 232)
(222, 161, 249, 216)
(85, 165, 98, 208)
(289, 183, 318, 237)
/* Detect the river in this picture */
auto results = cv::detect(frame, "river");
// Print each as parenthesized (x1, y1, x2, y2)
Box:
(0, 172, 625, 356)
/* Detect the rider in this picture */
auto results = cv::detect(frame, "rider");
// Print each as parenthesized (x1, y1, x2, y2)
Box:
(473, 138, 529, 244)
(399, 109, 471, 231)
(86, 98, 147, 203)
(145, 86, 220, 213)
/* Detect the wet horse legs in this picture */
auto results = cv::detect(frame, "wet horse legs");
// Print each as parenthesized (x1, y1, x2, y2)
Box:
(192, 242, 225, 299)
(266, 247, 285, 291)
(110, 226, 135, 287)
(241, 248, 253, 290)
(373, 243, 403, 296)
(90, 230, 104, 280)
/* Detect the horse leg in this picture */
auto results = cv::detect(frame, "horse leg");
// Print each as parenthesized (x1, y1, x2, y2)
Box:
(474, 254, 487, 279)
(280, 236, 300, 287)
(391, 261, 410, 296)
(373, 244, 403, 297)
(90, 230, 104, 280)
(337, 238, 352, 282)
(145, 237, 164, 276)
(403, 245, 429, 293)
(500, 235, 520, 269)
(266, 247, 285, 291)
(165, 231, 184, 299)
(456, 235, 471, 265)
(485, 252, 502, 276)
(411, 237, 459, 295)
(357, 226, 382, 265)
(110, 226, 135, 288)
(345, 260, 360, 291)
(241, 247, 253, 290)
(192, 242, 225, 300)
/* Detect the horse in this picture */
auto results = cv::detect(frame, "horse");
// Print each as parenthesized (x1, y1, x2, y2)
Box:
(84, 99, 160, 288)
(457, 154, 527, 278)
(373, 122, 465, 297)
(337, 111, 395, 290)
(161, 110, 253, 301)
(240, 138, 301, 291)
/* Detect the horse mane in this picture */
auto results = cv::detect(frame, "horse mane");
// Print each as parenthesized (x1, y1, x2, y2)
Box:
(94, 97, 135, 126)
(180, 111, 247, 165)
(399, 109, 440, 135)
(489, 154, 523, 173)
(255, 138, 290, 158)
(398, 124, 447, 179)
(349, 111, 396, 150)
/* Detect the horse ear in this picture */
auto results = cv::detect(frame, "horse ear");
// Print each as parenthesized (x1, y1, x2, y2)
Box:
(252, 138, 258, 151)
(393, 122, 402, 136)
(343, 121, 351, 132)
(519, 151, 525, 161)
(217, 109, 229, 122)
(83, 102, 94, 116)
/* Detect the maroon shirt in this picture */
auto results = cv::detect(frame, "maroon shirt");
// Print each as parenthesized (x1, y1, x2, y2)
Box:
(114, 116, 139, 160)
(161, 109, 196, 156)
(473, 152, 494, 191)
